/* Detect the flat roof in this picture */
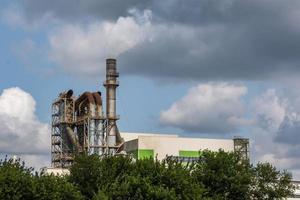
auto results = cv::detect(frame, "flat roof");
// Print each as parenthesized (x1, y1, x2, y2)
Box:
(120, 132, 178, 141)
(120, 132, 235, 142)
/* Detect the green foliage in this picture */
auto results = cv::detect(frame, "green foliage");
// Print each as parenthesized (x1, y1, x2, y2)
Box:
(68, 154, 103, 199)
(0, 151, 295, 200)
(69, 155, 204, 199)
(32, 175, 83, 200)
(92, 190, 108, 200)
(249, 163, 295, 200)
(192, 150, 253, 199)
(0, 157, 34, 200)
(0, 157, 83, 200)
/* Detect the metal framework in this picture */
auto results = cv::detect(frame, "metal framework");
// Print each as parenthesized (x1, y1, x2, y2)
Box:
(51, 59, 123, 168)
(233, 137, 250, 160)
(51, 96, 75, 168)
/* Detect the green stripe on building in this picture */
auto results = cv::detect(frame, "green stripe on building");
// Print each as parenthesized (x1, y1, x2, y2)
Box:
(138, 149, 154, 159)
(179, 150, 200, 157)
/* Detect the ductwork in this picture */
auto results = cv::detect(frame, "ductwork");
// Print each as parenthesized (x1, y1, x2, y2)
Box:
(92, 92, 102, 117)
(75, 92, 95, 116)
(92, 92, 102, 105)
(75, 91, 103, 118)
(59, 89, 73, 98)
(66, 127, 82, 152)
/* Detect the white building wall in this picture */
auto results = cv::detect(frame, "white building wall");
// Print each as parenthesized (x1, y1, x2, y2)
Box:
(137, 135, 234, 160)
(289, 181, 300, 199)
(40, 167, 70, 176)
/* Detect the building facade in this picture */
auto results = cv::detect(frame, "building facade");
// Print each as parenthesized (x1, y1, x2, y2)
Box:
(120, 132, 249, 161)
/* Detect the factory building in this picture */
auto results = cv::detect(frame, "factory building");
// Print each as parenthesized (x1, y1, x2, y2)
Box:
(44, 58, 300, 199)
(49, 58, 249, 169)
(51, 59, 123, 168)
(120, 132, 249, 161)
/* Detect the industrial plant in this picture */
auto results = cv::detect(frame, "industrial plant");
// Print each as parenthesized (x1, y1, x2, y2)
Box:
(50, 58, 249, 170)
(51, 59, 123, 168)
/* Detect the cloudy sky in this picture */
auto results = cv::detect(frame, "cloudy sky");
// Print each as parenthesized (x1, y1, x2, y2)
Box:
(1, 0, 300, 177)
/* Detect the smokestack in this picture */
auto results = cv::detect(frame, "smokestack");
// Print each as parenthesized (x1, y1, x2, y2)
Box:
(104, 58, 119, 154)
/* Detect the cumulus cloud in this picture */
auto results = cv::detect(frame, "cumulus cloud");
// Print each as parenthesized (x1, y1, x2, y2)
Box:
(252, 89, 287, 132)
(48, 10, 152, 77)
(159, 83, 300, 178)
(251, 89, 300, 147)
(0, 87, 50, 168)
(160, 83, 249, 133)
(249, 89, 300, 178)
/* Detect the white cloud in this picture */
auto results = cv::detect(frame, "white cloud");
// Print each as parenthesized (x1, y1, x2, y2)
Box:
(252, 89, 287, 131)
(21, 154, 50, 170)
(48, 10, 153, 77)
(160, 82, 248, 133)
(250, 89, 300, 178)
(0, 87, 50, 169)
(159, 83, 300, 178)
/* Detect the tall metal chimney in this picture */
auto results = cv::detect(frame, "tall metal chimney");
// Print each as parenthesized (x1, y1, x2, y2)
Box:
(104, 58, 119, 154)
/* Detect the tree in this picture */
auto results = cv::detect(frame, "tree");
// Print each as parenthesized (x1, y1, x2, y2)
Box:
(192, 150, 253, 200)
(249, 163, 295, 200)
(0, 157, 83, 200)
(33, 175, 83, 200)
(0, 157, 35, 200)
(123, 158, 205, 200)
(1, 151, 295, 200)
(191, 150, 295, 200)
(69, 154, 103, 199)
(69, 154, 134, 199)
(69, 155, 206, 200)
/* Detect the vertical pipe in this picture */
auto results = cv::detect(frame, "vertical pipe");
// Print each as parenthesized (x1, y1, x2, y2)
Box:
(95, 120, 103, 155)
(88, 104, 95, 155)
(104, 58, 119, 154)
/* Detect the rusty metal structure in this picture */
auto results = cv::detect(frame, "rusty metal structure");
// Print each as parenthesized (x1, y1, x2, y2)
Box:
(51, 58, 123, 168)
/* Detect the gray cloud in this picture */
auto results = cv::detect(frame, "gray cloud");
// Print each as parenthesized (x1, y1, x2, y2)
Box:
(12, 0, 300, 81)
(275, 116, 300, 146)
(120, 6, 300, 80)
(20, 0, 293, 25)
(21, 0, 148, 22)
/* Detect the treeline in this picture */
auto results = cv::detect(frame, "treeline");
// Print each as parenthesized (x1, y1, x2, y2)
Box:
(0, 150, 295, 200)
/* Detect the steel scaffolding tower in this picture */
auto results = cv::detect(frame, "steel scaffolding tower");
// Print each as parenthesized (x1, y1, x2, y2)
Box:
(233, 137, 250, 160)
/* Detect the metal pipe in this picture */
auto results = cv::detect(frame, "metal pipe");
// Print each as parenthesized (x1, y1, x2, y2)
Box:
(92, 92, 103, 117)
(59, 89, 73, 98)
(75, 92, 95, 112)
(66, 127, 81, 151)
(92, 92, 103, 155)
(104, 58, 119, 154)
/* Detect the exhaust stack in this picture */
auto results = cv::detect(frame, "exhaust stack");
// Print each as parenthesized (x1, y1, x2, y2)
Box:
(104, 58, 119, 154)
